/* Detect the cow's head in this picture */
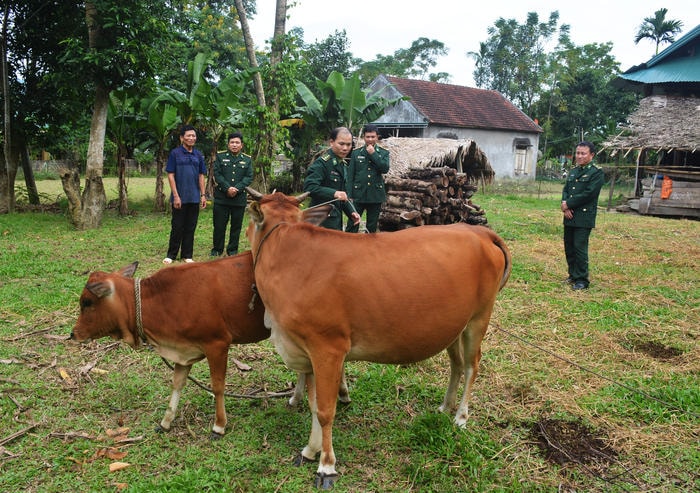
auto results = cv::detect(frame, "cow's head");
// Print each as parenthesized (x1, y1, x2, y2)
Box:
(245, 188, 332, 251)
(70, 262, 139, 345)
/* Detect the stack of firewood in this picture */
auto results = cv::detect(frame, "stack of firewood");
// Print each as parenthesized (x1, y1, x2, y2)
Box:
(378, 166, 487, 231)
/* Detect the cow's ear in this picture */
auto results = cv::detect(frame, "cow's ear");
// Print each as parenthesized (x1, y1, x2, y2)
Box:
(119, 262, 138, 278)
(247, 201, 264, 224)
(86, 280, 114, 299)
(302, 204, 332, 226)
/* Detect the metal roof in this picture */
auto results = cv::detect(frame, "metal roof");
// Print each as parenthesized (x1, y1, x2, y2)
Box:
(620, 56, 700, 83)
(618, 24, 700, 84)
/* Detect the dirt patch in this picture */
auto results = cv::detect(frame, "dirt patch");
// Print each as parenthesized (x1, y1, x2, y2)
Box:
(628, 339, 684, 360)
(531, 417, 618, 467)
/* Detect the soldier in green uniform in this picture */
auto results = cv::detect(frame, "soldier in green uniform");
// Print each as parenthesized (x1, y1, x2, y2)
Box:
(561, 141, 605, 290)
(211, 132, 254, 256)
(346, 124, 390, 233)
(303, 127, 360, 231)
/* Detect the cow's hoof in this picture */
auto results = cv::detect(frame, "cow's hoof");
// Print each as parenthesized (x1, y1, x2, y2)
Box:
(293, 453, 316, 467)
(210, 431, 224, 440)
(314, 472, 338, 489)
(154, 425, 169, 434)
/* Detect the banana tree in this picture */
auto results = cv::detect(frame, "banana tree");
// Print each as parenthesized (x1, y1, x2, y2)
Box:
(140, 92, 180, 212)
(291, 71, 403, 188)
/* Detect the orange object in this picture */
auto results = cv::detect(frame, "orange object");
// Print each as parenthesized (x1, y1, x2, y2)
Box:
(661, 175, 673, 199)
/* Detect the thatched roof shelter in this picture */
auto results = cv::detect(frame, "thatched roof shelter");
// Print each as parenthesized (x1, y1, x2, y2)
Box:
(603, 95, 700, 153)
(379, 137, 494, 183)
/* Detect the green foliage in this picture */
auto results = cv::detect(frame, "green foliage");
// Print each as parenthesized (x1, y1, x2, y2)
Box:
(534, 41, 639, 156)
(355, 37, 450, 84)
(634, 8, 684, 55)
(471, 11, 564, 115)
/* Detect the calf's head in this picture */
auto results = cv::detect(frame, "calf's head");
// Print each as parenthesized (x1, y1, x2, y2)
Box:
(70, 262, 139, 346)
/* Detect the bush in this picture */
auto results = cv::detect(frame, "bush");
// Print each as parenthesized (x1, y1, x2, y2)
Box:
(268, 171, 295, 194)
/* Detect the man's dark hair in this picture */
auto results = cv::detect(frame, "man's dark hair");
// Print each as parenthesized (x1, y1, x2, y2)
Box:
(180, 124, 196, 136)
(228, 131, 243, 143)
(362, 124, 379, 135)
(577, 141, 595, 154)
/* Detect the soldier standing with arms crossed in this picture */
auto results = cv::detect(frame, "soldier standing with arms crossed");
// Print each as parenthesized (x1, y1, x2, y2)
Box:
(561, 141, 605, 290)
(345, 124, 390, 233)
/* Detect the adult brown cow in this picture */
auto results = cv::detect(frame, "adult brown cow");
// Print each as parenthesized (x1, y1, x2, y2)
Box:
(245, 189, 511, 488)
(69, 252, 332, 438)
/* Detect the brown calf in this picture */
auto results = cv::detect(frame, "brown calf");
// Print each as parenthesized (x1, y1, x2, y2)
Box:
(70, 252, 312, 438)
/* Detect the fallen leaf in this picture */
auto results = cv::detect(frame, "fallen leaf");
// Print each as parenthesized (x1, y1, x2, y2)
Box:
(109, 462, 130, 472)
(95, 447, 128, 460)
(105, 427, 130, 438)
(59, 368, 73, 384)
(232, 358, 252, 371)
(113, 483, 129, 491)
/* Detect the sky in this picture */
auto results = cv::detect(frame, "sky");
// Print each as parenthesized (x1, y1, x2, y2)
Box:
(247, 0, 699, 87)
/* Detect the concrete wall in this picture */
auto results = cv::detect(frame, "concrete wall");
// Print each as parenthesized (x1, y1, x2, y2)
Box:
(424, 126, 540, 179)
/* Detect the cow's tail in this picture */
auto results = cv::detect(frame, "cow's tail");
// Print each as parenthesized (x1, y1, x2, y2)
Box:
(493, 234, 512, 291)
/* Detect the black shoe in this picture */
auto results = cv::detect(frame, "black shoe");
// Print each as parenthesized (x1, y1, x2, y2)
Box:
(572, 281, 588, 290)
(210, 250, 221, 257)
(564, 277, 575, 284)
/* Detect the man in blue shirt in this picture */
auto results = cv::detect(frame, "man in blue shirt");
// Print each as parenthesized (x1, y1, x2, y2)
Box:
(163, 125, 208, 264)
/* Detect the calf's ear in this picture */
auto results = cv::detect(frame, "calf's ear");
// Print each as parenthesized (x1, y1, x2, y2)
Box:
(119, 262, 139, 278)
(86, 280, 114, 299)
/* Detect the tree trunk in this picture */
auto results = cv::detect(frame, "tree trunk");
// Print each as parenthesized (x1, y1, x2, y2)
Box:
(154, 146, 167, 212)
(117, 152, 128, 216)
(1, 4, 12, 214)
(68, 2, 107, 229)
(60, 165, 83, 228)
(19, 137, 39, 205)
(234, 0, 265, 107)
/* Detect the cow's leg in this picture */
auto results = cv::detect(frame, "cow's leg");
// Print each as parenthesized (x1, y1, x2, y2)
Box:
(439, 333, 465, 415)
(290, 368, 350, 407)
(289, 372, 306, 407)
(299, 372, 322, 462)
(338, 366, 351, 404)
(206, 344, 229, 438)
(159, 363, 191, 432)
(453, 314, 490, 427)
(308, 355, 345, 488)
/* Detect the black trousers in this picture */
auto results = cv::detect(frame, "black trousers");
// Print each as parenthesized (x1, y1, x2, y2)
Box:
(212, 202, 245, 255)
(564, 225, 592, 285)
(166, 203, 200, 260)
(345, 202, 382, 233)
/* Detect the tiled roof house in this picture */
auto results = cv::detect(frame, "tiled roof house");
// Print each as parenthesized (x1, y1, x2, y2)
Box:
(367, 75, 543, 179)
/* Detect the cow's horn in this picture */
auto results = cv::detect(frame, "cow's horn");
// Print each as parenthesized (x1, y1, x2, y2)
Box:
(294, 192, 310, 204)
(246, 187, 264, 200)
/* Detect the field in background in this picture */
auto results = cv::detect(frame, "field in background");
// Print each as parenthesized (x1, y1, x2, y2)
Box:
(1, 177, 697, 492)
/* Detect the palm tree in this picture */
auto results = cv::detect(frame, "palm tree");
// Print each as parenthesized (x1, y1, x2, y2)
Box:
(634, 8, 684, 55)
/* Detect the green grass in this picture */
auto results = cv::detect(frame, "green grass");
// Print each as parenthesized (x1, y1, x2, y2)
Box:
(1, 177, 698, 492)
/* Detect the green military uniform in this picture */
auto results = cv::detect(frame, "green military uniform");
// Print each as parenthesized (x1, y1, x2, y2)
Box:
(562, 161, 605, 288)
(303, 149, 355, 231)
(345, 143, 390, 233)
(212, 150, 253, 256)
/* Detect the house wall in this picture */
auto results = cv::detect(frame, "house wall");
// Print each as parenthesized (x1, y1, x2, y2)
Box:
(424, 125, 540, 179)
